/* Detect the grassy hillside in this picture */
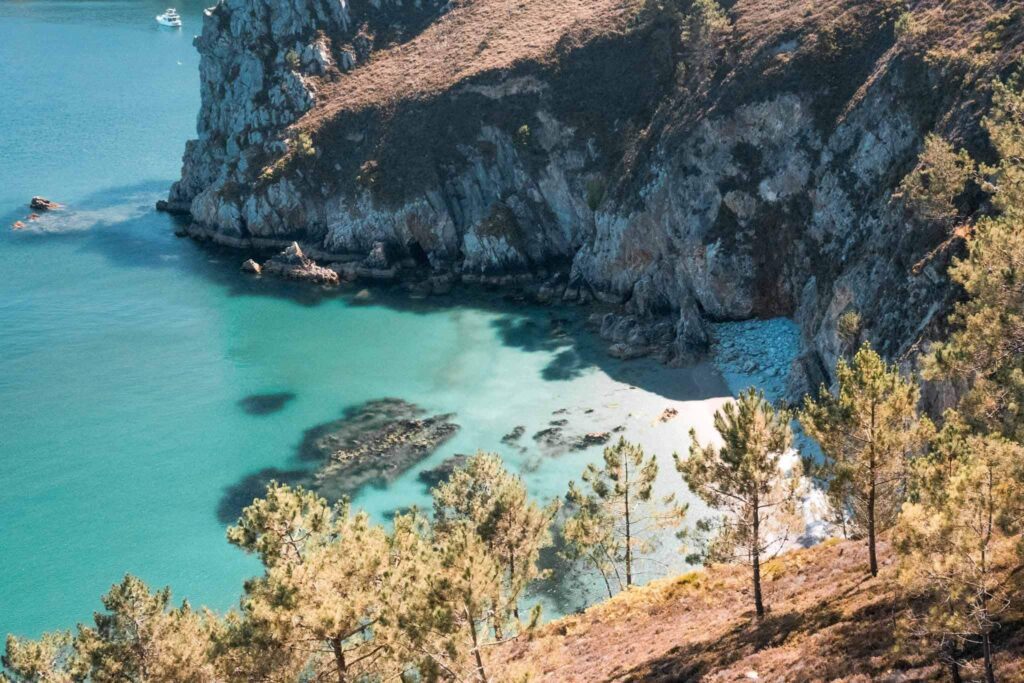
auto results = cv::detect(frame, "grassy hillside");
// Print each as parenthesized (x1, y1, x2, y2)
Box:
(494, 537, 1024, 681)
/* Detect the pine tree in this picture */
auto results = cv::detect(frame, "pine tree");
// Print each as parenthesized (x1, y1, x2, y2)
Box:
(563, 438, 686, 596)
(800, 343, 933, 577)
(678, 388, 802, 619)
(897, 133, 974, 225)
(224, 482, 402, 683)
(897, 433, 1024, 683)
(2, 632, 73, 683)
(404, 521, 516, 683)
(923, 79, 1024, 441)
(70, 575, 217, 682)
(432, 453, 559, 622)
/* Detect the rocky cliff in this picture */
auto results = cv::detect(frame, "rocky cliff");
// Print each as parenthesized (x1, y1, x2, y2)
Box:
(166, 0, 1024, 390)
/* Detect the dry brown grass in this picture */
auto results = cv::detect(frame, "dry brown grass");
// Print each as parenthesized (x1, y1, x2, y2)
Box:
(492, 538, 1024, 682)
(299, 0, 644, 126)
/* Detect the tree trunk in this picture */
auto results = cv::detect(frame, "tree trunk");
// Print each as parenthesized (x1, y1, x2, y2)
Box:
(942, 638, 962, 683)
(468, 611, 488, 683)
(982, 631, 996, 683)
(752, 502, 765, 619)
(597, 562, 614, 599)
(624, 460, 633, 587)
(943, 629, 963, 683)
(948, 658, 962, 683)
(867, 476, 878, 577)
(331, 637, 347, 683)
(510, 547, 520, 621)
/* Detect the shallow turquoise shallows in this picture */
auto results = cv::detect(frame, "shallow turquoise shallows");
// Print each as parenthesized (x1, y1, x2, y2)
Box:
(0, 1, 734, 638)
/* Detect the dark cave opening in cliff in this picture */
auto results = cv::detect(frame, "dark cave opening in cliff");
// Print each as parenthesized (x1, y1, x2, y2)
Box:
(406, 239, 431, 267)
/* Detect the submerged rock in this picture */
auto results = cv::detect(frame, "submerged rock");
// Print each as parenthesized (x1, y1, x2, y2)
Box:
(532, 426, 566, 450)
(501, 425, 526, 444)
(571, 431, 611, 451)
(261, 242, 339, 285)
(238, 391, 295, 415)
(219, 398, 460, 519)
(301, 398, 460, 498)
(417, 454, 469, 489)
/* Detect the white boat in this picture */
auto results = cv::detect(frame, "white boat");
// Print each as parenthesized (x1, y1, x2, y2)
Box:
(156, 8, 182, 27)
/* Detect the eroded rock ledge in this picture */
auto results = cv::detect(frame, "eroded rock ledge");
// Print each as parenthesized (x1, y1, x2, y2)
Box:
(167, 0, 1021, 390)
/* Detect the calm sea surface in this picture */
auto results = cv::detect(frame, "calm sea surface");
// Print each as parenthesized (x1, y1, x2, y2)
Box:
(0, 0, 735, 638)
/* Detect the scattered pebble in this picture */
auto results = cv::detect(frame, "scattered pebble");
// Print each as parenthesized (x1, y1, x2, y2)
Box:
(710, 318, 800, 402)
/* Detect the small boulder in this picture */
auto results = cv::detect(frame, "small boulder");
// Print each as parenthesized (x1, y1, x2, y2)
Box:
(29, 196, 61, 211)
(241, 259, 262, 275)
(608, 342, 650, 360)
(279, 241, 307, 265)
(364, 241, 391, 269)
(405, 279, 432, 297)
(429, 273, 455, 295)
(261, 242, 339, 286)
(572, 432, 612, 450)
(11, 221, 26, 230)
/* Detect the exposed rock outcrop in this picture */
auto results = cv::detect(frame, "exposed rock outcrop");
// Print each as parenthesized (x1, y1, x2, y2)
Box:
(29, 197, 61, 211)
(261, 241, 339, 284)
(167, 0, 1023, 384)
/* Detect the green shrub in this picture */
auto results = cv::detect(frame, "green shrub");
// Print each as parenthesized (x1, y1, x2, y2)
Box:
(295, 132, 316, 158)
(515, 124, 531, 148)
(897, 134, 974, 224)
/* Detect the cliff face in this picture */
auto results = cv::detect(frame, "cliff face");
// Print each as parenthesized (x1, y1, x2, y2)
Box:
(167, 0, 1023, 386)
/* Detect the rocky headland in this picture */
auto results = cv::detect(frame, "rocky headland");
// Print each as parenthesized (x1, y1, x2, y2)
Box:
(163, 0, 1024, 391)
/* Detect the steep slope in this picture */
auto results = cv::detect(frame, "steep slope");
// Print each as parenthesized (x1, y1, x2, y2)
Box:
(491, 538, 1024, 681)
(166, 0, 1024, 386)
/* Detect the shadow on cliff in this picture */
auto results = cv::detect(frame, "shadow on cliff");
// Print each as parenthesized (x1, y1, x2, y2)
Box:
(15, 181, 730, 399)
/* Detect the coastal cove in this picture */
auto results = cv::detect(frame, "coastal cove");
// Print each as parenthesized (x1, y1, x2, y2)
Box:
(0, 0, 800, 640)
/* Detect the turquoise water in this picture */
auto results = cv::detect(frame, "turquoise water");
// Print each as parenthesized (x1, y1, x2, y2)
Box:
(0, 1, 735, 638)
